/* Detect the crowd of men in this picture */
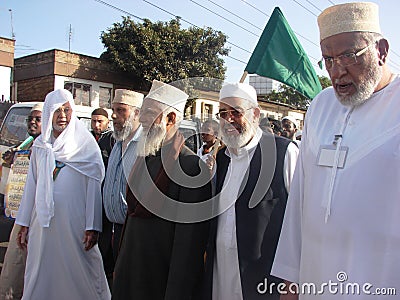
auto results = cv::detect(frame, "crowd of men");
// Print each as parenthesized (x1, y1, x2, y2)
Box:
(0, 2, 399, 299)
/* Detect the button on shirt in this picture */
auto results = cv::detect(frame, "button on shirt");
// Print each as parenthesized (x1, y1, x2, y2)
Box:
(103, 126, 142, 224)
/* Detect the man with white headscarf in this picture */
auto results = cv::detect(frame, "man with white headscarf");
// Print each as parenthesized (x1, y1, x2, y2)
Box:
(15, 89, 110, 300)
(112, 80, 212, 300)
(0, 102, 43, 300)
(272, 2, 400, 299)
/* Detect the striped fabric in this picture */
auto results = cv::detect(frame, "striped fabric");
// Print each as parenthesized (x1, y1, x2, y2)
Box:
(103, 128, 141, 224)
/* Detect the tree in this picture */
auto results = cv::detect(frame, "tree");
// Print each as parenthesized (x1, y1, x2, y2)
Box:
(100, 17, 230, 83)
(264, 75, 331, 109)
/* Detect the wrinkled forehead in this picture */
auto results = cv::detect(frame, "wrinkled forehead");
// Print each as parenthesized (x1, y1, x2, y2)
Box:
(219, 97, 254, 110)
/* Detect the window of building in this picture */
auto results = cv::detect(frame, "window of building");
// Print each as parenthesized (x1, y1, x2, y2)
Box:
(64, 82, 91, 106)
(99, 87, 112, 108)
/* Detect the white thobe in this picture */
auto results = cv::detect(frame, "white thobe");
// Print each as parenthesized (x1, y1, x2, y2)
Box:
(212, 128, 298, 300)
(272, 76, 400, 299)
(16, 148, 111, 300)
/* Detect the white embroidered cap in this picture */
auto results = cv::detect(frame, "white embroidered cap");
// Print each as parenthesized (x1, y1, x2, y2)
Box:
(282, 116, 298, 128)
(112, 89, 144, 108)
(144, 80, 189, 113)
(31, 102, 44, 112)
(219, 82, 258, 105)
(318, 2, 381, 42)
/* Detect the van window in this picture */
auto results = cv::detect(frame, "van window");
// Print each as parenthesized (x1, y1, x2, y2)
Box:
(0, 107, 31, 147)
(179, 127, 199, 153)
(78, 117, 92, 131)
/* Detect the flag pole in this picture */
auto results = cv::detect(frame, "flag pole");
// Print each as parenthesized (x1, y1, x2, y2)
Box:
(239, 71, 248, 83)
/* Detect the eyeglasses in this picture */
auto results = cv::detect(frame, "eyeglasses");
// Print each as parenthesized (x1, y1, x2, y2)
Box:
(215, 107, 253, 120)
(54, 107, 71, 115)
(318, 43, 376, 70)
(26, 116, 41, 122)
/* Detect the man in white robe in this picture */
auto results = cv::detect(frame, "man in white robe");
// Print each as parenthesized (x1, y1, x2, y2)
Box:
(272, 2, 400, 299)
(15, 89, 110, 300)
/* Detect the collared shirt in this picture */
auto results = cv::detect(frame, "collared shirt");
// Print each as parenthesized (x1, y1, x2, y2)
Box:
(212, 128, 298, 300)
(103, 126, 142, 224)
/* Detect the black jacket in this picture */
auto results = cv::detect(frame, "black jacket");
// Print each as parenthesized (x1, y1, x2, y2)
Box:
(202, 133, 291, 300)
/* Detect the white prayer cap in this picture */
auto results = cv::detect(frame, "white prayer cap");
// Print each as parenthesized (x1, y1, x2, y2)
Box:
(145, 80, 189, 113)
(318, 2, 381, 42)
(219, 82, 258, 105)
(112, 89, 144, 108)
(295, 130, 302, 139)
(282, 116, 298, 128)
(31, 102, 44, 112)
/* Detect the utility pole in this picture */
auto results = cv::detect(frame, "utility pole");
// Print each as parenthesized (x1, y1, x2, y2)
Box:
(68, 24, 72, 52)
(9, 9, 15, 39)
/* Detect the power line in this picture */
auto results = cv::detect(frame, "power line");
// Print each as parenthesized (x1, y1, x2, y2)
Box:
(239, 0, 320, 49)
(93, 0, 143, 21)
(142, 0, 252, 56)
(304, 0, 323, 13)
(95, 0, 250, 64)
(206, 0, 263, 31)
(290, 0, 319, 17)
(189, 0, 259, 37)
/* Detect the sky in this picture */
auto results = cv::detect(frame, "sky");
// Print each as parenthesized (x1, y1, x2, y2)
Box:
(1, 0, 399, 84)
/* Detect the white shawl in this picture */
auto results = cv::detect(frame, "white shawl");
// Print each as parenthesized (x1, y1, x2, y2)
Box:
(32, 89, 105, 227)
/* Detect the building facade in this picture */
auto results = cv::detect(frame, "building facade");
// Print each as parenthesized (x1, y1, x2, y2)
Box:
(0, 37, 15, 102)
(13, 49, 146, 107)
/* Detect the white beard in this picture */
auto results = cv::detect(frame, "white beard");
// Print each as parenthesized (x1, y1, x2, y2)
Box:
(335, 54, 382, 107)
(137, 121, 167, 157)
(221, 116, 256, 149)
(53, 124, 66, 133)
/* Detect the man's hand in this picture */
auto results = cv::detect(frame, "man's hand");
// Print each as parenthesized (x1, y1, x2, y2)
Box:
(17, 226, 29, 250)
(83, 230, 99, 251)
(2, 149, 16, 167)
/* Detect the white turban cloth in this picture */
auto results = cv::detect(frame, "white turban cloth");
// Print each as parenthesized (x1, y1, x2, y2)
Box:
(32, 89, 105, 227)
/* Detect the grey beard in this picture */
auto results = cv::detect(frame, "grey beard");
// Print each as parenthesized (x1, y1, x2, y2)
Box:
(113, 117, 134, 142)
(336, 56, 382, 107)
(137, 123, 166, 157)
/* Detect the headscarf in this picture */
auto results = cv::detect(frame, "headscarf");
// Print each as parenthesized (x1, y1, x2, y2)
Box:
(32, 89, 105, 227)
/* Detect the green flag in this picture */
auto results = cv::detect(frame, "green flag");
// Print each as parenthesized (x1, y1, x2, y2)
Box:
(245, 7, 322, 99)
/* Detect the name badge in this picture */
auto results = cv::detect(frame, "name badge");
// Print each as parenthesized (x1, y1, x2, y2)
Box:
(317, 145, 348, 168)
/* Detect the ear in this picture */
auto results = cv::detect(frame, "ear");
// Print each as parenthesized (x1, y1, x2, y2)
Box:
(377, 38, 389, 65)
(253, 107, 261, 122)
(166, 111, 176, 125)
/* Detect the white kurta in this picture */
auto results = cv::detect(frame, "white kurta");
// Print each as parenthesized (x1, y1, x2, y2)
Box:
(16, 148, 111, 300)
(272, 76, 400, 299)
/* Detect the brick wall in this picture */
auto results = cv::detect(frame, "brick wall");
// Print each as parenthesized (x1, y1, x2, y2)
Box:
(16, 76, 54, 102)
(0, 37, 15, 68)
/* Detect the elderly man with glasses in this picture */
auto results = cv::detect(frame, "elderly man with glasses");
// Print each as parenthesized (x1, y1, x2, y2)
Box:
(272, 2, 400, 299)
(0, 103, 43, 300)
(15, 89, 110, 300)
(201, 82, 298, 300)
